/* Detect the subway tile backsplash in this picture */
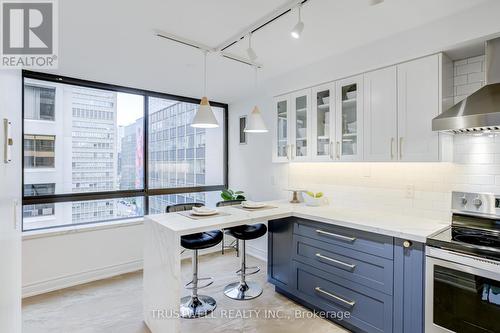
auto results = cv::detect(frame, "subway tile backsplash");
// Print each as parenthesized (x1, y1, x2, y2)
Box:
(287, 55, 499, 221)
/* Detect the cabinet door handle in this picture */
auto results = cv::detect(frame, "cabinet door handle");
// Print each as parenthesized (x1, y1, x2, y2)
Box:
(390, 137, 395, 160)
(315, 287, 356, 308)
(291, 144, 295, 159)
(315, 253, 356, 271)
(286, 144, 290, 160)
(399, 137, 403, 160)
(315, 229, 356, 242)
(336, 141, 340, 159)
(329, 141, 334, 159)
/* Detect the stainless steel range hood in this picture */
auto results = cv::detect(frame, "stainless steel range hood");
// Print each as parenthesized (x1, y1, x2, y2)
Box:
(432, 38, 500, 134)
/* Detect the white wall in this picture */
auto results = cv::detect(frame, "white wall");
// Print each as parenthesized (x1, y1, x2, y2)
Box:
(22, 222, 144, 297)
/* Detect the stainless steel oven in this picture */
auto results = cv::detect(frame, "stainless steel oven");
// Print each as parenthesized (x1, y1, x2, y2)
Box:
(426, 192, 500, 333)
(425, 247, 500, 333)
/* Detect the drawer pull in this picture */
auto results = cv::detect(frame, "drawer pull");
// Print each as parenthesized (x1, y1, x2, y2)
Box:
(315, 253, 356, 271)
(315, 229, 356, 242)
(315, 287, 355, 308)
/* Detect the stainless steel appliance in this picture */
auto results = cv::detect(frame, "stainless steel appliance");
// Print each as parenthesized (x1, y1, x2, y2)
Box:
(426, 192, 500, 333)
(432, 38, 500, 134)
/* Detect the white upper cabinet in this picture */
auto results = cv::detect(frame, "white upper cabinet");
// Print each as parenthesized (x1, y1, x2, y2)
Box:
(290, 89, 311, 161)
(335, 75, 363, 161)
(397, 54, 442, 162)
(272, 95, 291, 163)
(271, 53, 451, 163)
(311, 83, 335, 161)
(363, 66, 398, 161)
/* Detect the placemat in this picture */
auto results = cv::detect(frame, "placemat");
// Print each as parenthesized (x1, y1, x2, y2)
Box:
(232, 205, 278, 212)
(177, 210, 231, 220)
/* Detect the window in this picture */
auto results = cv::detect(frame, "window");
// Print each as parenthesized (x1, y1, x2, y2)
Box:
(23, 183, 56, 219)
(22, 71, 228, 232)
(24, 85, 56, 121)
(24, 135, 55, 168)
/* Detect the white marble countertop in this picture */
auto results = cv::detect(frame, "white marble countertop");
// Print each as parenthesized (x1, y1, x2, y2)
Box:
(146, 201, 450, 243)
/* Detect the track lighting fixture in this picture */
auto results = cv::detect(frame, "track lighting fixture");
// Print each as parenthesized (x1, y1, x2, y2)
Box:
(290, 5, 304, 39)
(246, 34, 258, 62)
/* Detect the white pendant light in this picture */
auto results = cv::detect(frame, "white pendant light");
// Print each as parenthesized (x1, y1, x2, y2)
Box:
(246, 33, 258, 62)
(290, 5, 304, 39)
(245, 67, 268, 133)
(191, 51, 219, 128)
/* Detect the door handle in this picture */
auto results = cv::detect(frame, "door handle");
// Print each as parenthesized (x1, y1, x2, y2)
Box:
(291, 144, 295, 159)
(286, 144, 290, 160)
(315, 253, 356, 271)
(316, 229, 356, 242)
(399, 137, 403, 159)
(329, 141, 334, 159)
(315, 287, 356, 308)
(336, 141, 340, 159)
(390, 137, 395, 160)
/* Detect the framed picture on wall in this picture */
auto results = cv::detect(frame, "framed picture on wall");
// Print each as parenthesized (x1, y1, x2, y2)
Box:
(239, 116, 247, 145)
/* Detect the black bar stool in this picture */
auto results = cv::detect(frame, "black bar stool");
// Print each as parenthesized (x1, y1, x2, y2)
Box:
(166, 203, 223, 318)
(223, 223, 267, 300)
(216, 200, 244, 256)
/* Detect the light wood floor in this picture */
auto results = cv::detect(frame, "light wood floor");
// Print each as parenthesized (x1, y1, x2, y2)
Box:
(23, 251, 349, 333)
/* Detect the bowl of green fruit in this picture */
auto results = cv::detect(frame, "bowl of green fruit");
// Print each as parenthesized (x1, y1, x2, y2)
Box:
(303, 191, 327, 207)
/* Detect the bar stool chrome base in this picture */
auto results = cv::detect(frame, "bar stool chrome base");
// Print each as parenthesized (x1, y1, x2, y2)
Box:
(224, 281, 262, 300)
(179, 295, 216, 318)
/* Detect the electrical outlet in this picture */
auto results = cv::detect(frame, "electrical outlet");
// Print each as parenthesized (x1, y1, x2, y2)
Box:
(405, 185, 415, 199)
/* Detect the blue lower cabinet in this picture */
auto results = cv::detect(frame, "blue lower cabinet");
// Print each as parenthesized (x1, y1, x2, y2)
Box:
(293, 234, 394, 295)
(267, 218, 294, 291)
(268, 218, 425, 333)
(393, 239, 425, 333)
(294, 261, 393, 333)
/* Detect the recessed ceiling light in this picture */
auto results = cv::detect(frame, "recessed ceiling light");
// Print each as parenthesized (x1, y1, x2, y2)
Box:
(290, 5, 304, 39)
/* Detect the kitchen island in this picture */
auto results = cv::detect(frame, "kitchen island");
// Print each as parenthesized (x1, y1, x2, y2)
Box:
(143, 201, 449, 333)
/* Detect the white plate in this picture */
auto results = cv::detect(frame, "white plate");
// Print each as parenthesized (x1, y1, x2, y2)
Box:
(241, 202, 266, 209)
(191, 209, 218, 216)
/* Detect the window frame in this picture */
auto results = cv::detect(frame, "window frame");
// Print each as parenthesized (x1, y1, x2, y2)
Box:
(21, 70, 229, 231)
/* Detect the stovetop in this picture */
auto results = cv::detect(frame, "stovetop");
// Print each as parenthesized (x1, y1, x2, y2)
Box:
(427, 192, 500, 261)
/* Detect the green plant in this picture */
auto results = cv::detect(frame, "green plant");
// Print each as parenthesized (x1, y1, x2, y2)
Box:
(221, 189, 246, 201)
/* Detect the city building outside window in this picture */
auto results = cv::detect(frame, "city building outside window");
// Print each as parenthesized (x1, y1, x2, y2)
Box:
(22, 72, 227, 232)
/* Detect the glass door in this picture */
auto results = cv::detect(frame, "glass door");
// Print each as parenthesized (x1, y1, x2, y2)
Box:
(291, 89, 310, 161)
(335, 76, 363, 161)
(273, 96, 290, 162)
(432, 264, 500, 333)
(312, 84, 334, 160)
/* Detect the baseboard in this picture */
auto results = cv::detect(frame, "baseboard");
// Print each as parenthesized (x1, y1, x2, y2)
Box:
(22, 259, 143, 298)
(246, 244, 267, 262)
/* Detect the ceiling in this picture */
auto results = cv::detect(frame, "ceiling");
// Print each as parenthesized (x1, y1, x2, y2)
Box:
(50, 0, 491, 103)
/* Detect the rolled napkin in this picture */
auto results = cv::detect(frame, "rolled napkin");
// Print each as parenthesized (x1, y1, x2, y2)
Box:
(192, 206, 217, 214)
(241, 201, 266, 208)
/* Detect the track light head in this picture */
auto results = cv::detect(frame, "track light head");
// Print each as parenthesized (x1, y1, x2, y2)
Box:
(291, 21, 304, 39)
(246, 34, 258, 61)
(246, 47, 258, 62)
(290, 5, 304, 39)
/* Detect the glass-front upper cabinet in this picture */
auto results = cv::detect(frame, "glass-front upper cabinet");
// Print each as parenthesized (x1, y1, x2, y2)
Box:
(335, 75, 363, 161)
(291, 89, 311, 161)
(272, 96, 290, 163)
(312, 84, 335, 161)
